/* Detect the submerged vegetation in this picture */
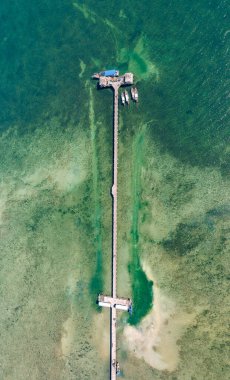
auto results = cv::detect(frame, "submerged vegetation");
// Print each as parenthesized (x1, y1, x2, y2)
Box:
(128, 127, 153, 325)
(0, 0, 229, 379)
(88, 87, 104, 300)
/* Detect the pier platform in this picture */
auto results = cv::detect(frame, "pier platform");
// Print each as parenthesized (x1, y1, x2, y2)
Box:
(98, 294, 132, 312)
(95, 72, 133, 88)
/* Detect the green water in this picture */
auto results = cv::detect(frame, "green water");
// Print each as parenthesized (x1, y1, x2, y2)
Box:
(0, 0, 229, 379)
(128, 126, 153, 325)
(88, 86, 104, 300)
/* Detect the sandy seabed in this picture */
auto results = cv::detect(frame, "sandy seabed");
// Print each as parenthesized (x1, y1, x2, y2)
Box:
(123, 261, 197, 372)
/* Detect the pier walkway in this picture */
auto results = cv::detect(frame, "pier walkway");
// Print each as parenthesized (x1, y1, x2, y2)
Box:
(92, 73, 133, 380)
(111, 82, 120, 380)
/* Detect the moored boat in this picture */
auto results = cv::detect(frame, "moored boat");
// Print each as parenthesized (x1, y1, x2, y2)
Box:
(131, 87, 135, 100)
(92, 73, 100, 79)
(134, 87, 138, 102)
(130, 87, 138, 102)
(121, 92, 125, 105)
(124, 90, 129, 104)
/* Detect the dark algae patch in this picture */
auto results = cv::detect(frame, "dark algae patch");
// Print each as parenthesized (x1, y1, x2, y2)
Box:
(128, 256, 153, 325)
(88, 88, 104, 301)
(162, 205, 230, 257)
(128, 126, 153, 325)
(162, 221, 209, 256)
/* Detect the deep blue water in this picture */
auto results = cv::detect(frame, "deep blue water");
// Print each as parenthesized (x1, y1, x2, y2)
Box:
(0, 0, 229, 174)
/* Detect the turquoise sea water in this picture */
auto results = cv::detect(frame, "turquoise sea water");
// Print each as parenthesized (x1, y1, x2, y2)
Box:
(0, 1, 229, 379)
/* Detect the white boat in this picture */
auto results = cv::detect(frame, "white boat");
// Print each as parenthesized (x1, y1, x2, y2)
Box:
(124, 90, 129, 104)
(121, 92, 125, 105)
(134, 87, 138, 102)
(131, 87, 135, 100)
(131, 87, 138, 102)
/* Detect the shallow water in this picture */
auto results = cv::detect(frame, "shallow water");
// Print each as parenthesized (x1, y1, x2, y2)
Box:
(0, 0, 229, 379)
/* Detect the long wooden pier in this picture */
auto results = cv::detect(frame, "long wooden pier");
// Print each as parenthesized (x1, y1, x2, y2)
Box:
(92, 72, 133, 380)
(111, 82, 119, 380)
